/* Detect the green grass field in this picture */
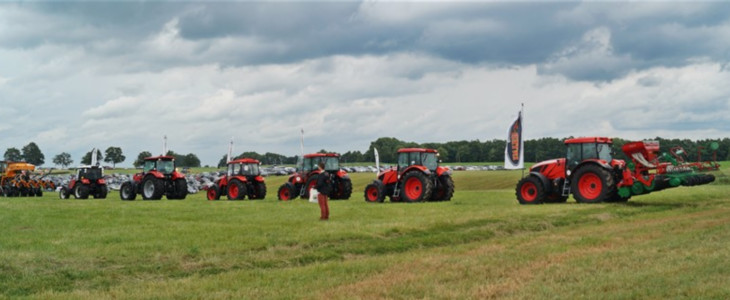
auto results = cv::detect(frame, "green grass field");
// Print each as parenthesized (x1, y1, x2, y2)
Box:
(2, 167, 730, 299)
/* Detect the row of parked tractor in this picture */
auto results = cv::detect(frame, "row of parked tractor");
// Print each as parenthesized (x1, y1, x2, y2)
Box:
(1, 137, 721, 204)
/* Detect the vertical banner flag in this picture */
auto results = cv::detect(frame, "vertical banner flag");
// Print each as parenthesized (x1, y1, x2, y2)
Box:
(504, 110, 524, 169)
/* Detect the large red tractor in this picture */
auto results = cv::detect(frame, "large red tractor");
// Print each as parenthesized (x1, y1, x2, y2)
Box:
(120, 155, 188, 200)
(207, 158, 267, 200)
(516, 137, 717, 204)
(277, 153, 352, 201)
(364, 148, 454, 203)
(59, 165, 108, 199)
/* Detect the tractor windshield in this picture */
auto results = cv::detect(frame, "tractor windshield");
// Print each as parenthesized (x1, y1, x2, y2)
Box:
(323, 157, 339, 171)
(156, 160, 175, 175)
(567, 143, 613, 171)
(241, 163, 260, 176)
(143, 160, 156, 173)
(398, 152, 438, 171)
(300, 158, 313, 173)
(421, 153, 438, 171)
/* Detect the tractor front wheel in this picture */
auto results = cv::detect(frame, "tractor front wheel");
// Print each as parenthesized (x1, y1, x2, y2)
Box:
(571, 165, 615, 204)
(59, 187, 70, 199)
(332, 177, 353, 200)
(433, 175, 455, 201)
(207, 185, 221, 200)
(227, 180, 247, 200)
(251, 182, 267, 200)
(120, 182, 136, 200)
(302, 176, 318, 199)
(364, 180, 385, 203)
(171, 179, 187, 200)
(277, 182, 296, 201)
(516, 176, 545, 205)
(142, 177, 163, 200)
(401, 171, 433, 203)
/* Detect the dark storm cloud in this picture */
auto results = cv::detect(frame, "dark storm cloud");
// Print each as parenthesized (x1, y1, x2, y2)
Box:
(5, 2, 730, 82)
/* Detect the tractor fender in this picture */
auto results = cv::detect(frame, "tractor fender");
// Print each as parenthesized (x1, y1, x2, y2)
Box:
(400, 165, 431, 176)
(436, 166, 452, 176)
(146, 170, 166, 179)
(336, 169, 349, 179)
(254, 176, 265, 183)
(528, 172, 553, 194)
(571, 160, 612, 178)
(379, 169, 398, 185)
(231, 175, 248, 183)
(171, 171, 186, 181)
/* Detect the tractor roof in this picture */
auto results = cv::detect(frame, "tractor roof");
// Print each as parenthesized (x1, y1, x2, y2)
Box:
(564, 137, 613, 145)
(229, 158, 260, 164)
(303, 153, 340, 158)
(398, 148, 438, 153)
(144, 155, 175, 161)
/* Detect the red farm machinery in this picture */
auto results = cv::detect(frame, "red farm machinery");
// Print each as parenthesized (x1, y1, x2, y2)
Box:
(364, 148, 454, 203)
(277, 153, 352, 201)
(516, 137, 718, 204)
(207, 158, 267, 200)
(59, 165, 108, 199)
(119, 155, 188, 200)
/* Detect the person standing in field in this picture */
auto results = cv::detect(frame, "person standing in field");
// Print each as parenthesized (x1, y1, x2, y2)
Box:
(315, 161, 332, 220)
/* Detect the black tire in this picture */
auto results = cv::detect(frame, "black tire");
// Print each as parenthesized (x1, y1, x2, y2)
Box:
(207, 185, 221, 200)
(571, 164, 615, 204)
(227, 180, 247, 200)
(120, 182, 136, 200)
(171, 179, 187, 200)
(141, 177, 163, 200)
(74, 184, 90, 199)
(19, 186, 29, 197)
(401, 171, 433, 203)
(302, 176, 318, 199)
(331, 177, 352, 200)
(59, 187, 70, 199)
(95, 186, 108, 199)
(433, 175, 455, 201)
(277, 182, 296, 201)
(364, 180, 385, 203)
(516, 176, 545, 205)
(251, 181, 267, 200)
(35, 188, 43, 197)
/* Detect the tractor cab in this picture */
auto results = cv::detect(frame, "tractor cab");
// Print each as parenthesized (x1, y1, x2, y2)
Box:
(77, 166, 103, 180)
(300, 153, 341, 173)
(143, 156, 176, 175)
(227, 158, 262, 177)
(397, 148, 439, 172)
(564, 137, 614, 173)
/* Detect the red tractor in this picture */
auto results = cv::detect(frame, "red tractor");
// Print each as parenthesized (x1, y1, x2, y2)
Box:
(207, 158, 267, 200)
(276, 153, 352, 201)
(516, 137, 717, 204)
(363, 148, 454, 203)
(120, 155, 188, 200)
(59, 165, 108, 199)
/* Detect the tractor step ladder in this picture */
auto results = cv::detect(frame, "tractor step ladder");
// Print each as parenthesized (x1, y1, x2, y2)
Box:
(393, 182, 400, 198)
(561, 180, 571, 197)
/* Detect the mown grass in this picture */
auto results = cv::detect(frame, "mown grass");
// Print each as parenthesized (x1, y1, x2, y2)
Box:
(1, 166, 729, 299)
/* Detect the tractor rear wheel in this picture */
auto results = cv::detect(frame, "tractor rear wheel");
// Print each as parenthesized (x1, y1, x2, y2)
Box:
(142, 177, 163, 200)
(433, 175, 455, 201)
(277, 182, 296, 201)
(251, 182, 267, 200)
(95, 186, 108, 199)
(74, 185, 90, 199)
(401, 171, 433, 203)
(571, 164, 615, 204)
(207, 185, 221, 200)
(516, 176, 545, 204)
(364, 180, 385, 203)
(120, 182, 136, 200)
(227, 180, 247, 200)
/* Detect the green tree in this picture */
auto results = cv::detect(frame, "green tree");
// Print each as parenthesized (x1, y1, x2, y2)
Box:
(22, 142, 45, 165)
(134, 151, 152, 168)
(52, 152, 73, 168)
(104, 147, 126, 168)
(4, 147, 22, 162)
(81, 149, 103, 165)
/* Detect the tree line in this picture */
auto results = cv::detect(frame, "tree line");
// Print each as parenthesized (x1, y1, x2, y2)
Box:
(5, 137, 730, 169)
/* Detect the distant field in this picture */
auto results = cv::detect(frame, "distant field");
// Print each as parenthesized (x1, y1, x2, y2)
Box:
(1, 166, 729, 298)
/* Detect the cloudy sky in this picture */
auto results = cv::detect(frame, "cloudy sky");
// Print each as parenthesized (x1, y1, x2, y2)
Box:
(1, 1, 729, 167)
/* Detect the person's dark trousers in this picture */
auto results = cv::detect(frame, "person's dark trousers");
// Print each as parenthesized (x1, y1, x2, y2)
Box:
(317, 193, 329, 220)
